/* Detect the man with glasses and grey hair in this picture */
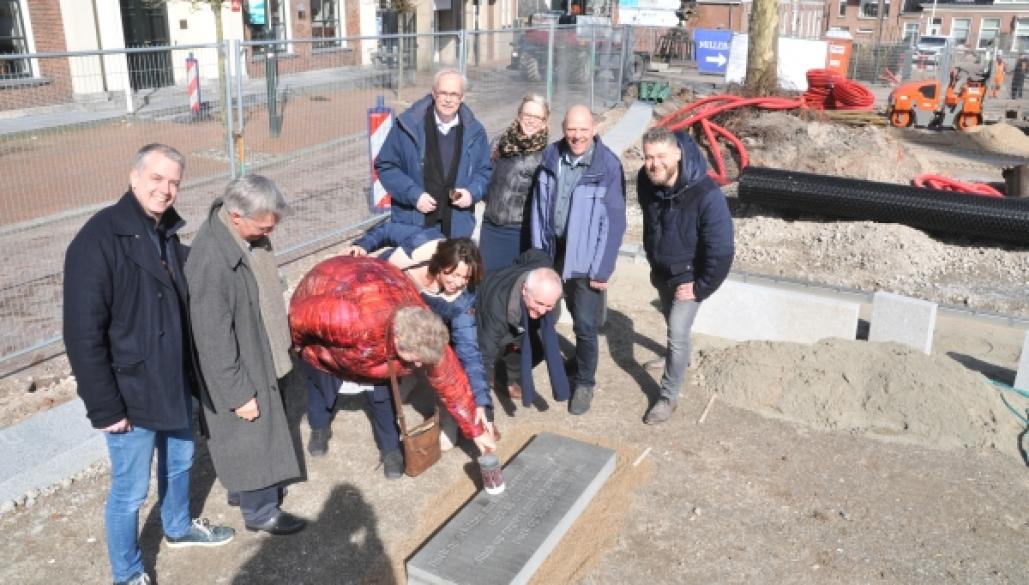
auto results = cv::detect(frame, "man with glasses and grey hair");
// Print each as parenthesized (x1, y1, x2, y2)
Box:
(64, 144, 234, 585)
(186, 175, 306, 535)
(375, 68, 492, 238)
(637, 126, 734, 424)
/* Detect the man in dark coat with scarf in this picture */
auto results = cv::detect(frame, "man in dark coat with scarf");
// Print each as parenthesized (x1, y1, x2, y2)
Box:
(186, 175, 305, 535)
(637, 127, 734, 424)
(374, 68, 492, 238)
(64, 144, 234, 585)
(475, 249, 570, 408)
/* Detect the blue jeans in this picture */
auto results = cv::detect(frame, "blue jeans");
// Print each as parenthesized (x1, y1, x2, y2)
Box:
(563, 277, 603, 388)
(104, 421, 194, 582)
(652, 273, 701, 401)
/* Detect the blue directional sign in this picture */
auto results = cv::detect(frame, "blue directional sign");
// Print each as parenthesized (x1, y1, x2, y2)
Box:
(694, 29, 734, 75)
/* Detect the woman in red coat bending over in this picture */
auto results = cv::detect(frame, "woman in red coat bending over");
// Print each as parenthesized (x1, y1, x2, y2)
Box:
(289, 256, 496, 478)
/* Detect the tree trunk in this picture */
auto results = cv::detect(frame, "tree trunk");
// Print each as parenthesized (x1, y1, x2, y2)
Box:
(746, 0, 779, 94)
(212, 0, 228, 134)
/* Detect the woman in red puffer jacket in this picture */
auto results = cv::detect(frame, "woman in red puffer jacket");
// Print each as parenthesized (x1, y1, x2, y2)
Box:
(289, 256, 495, 478)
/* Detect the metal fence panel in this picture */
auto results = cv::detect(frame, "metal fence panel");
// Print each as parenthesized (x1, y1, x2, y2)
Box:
(463, 28, 550, 140)
(0, 26, 632, 371)
(0, 44, 229, 365)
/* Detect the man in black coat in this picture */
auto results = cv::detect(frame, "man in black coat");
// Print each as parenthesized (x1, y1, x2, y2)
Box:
(475, 249, 570, 408)
(64, 144, 233, 585)
(637, 127, 735, 424)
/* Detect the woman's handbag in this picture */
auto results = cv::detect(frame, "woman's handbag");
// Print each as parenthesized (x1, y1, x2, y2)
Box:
(388, 362, 442, 477)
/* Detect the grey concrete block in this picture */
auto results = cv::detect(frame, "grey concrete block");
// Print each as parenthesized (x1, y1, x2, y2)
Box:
(407, 432, 616, 585)
(1015, 330, 1029, 391)
(602, 101, 653, 157)
(868, 291, 938, 354)
(0, 398, 105, 504)
(693, 280, 859, 343)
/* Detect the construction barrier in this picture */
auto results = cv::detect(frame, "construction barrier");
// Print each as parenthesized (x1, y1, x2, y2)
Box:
(186, 52, 200, 114)
(367, 96, 393, 212)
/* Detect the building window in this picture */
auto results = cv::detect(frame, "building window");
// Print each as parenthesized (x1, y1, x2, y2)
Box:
(951, 18, 970, 47)
(838, 0, 846, 17)
(903, 23, 918, 43)
(858, 0, 888, 19)
(0, 0, 30, 79)
(1015, 18, 1029, 53)
(928, 17, 942, 36)
(978, 18, 1000, 50)
(311, 0, 341, 48)
(246, 0, 288, 48)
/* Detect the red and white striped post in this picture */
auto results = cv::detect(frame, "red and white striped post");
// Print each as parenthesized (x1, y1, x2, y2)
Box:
(186, 52, 201, 115)
(367, 96, 394, 212)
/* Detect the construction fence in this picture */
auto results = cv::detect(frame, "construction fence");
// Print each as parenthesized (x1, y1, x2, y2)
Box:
(0, 25, 638, 372)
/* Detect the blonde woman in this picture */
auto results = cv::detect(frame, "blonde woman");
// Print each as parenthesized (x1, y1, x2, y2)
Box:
(480, 94, 550, 273)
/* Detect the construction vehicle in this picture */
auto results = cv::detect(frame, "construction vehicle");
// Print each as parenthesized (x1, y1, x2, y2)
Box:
(509, 2, 648, 86)
(886, 66, 988, 130)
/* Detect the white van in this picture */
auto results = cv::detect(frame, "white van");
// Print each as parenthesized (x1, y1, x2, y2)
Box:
(915, 36, 955, 65)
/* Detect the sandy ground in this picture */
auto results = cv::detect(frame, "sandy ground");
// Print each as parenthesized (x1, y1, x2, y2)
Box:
(0, 253, 1027, 585)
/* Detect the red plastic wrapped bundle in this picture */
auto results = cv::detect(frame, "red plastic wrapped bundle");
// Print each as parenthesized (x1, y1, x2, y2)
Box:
(806, 68, 844, 88)
(833, 79, 876, 110)
(913, 174, 1004, 198)
(289, 255, 482, 439)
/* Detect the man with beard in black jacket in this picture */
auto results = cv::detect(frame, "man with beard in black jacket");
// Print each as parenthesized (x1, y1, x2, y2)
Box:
(637, 127, 735, 424)
(475, 249, 570, 409)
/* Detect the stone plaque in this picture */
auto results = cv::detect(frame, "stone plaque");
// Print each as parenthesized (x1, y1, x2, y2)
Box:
(407, 433, 616, 585)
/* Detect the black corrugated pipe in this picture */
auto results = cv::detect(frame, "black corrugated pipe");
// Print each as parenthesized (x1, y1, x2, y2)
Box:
(738, 167, 1029, 247)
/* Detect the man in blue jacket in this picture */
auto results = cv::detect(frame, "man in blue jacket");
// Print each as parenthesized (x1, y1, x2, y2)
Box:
(63, 144, 233, 585)
(637, 127, 734, 424)
(374, 69, 492, 238)
(530, 104, 626, 416)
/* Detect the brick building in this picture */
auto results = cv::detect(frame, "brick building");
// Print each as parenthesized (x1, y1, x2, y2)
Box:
(0, 0, 72, 110)
(1, 0, 524, 111)
(692, 0, 1029, 51)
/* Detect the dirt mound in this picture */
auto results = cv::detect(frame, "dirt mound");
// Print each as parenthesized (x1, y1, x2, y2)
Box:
(732, 111, 923, 184)
(695, 338, 1024, 459)
(965, 121, 1029, 157)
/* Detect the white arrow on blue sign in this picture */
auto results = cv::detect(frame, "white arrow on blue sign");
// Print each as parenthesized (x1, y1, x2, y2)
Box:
(694, 29, 734, 75)
(704, 53, 727, 68)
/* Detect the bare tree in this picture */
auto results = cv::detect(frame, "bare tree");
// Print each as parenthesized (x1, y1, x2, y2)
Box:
(746, 0, 779, 93)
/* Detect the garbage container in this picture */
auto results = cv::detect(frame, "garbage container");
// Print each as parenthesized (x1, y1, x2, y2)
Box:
(824, 29, 853, 79)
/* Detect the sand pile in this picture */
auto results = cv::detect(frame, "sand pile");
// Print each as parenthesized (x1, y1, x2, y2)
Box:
(695, 338, 1024, 459)
(966, 121, 1029, 157)
(729, 111, 924, 184)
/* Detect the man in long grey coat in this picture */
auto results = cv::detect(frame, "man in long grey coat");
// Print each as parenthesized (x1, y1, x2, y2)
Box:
(186, 175, 305, 536)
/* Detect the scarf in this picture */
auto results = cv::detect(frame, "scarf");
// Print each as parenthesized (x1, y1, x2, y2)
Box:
(423, 106, 464, 237)
(217, 207, 294, 379)
(496, 120, 548, 159)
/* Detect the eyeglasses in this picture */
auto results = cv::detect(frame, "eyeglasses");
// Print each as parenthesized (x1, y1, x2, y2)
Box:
(239, 214, 277, 234)
(433, 90, 463, 101)
(519, 112, 546, 123)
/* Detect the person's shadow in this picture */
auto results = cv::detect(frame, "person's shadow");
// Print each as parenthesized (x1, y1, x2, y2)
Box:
(603, 308, 667, 408)
(140, 366, 312, 582)
(232, 482, 394, 584)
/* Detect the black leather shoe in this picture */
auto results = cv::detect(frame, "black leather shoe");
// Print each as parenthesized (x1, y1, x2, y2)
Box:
(308, 427, 332, 457)
(382, 449, 404, 480)
(245, 511, 306, 535)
